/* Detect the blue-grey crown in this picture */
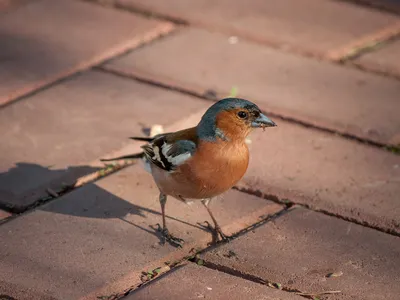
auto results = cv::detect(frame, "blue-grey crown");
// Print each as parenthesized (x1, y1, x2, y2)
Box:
(197, 98, 260, 141)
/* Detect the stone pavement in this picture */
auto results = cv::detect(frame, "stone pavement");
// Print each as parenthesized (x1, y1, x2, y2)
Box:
(0, 0, 399, 299)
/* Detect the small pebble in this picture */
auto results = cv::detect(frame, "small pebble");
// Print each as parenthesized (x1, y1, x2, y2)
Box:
(228, 36, 238, 44)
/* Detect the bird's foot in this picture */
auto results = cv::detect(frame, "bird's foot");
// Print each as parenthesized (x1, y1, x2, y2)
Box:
(198, 221, 230, 242)
(154, 223, 184, 248)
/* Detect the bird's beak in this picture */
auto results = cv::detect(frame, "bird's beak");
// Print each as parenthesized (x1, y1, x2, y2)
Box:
(251, 113, 277, 128)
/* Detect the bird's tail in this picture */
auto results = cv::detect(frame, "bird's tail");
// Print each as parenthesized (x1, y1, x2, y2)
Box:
(129, 136, 154, 142)
(100, 152, 144, 162)
(100, 136, 153, 162)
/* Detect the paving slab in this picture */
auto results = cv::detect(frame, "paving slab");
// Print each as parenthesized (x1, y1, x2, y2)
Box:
(344, 0, 400, 15)
(0, 0, 173, 107)
(0, 209, 11, 221)
(0, 70, 208, 212)
(104, 28, 400, 146)
(242, 117, 400, 234)
(353, 39, 400, 80)
(125, 263, 303, 300)
(116, 0, 399, 56)
(0, 0, 33, 12)
(0, 163, 282, 300)
(202, 207, 400, 300)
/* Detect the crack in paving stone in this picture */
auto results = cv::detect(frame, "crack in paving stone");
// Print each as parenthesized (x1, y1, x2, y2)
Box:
(234, 186, 400, 237)
(98, 66, 400, 154)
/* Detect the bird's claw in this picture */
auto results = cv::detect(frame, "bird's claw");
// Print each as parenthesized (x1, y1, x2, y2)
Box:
(154, 223, 184, 248)
(198, 221, 230, 242)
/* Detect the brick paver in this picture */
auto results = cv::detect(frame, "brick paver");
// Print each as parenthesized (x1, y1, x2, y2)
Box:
(125, 263, 303, 300)
(348, 0, 400, 14)
(116, 0, 399, 57)
(242, 118, 400, 234)
(0, 70, 208, 212)
(104, 28, 400, 146)
(0, 209, 11, 221)
(0, 163, 282, 299)
(353, 39, 400, 80)
(202, 207, 400, 300)
(0, 0, 173, 106)
(0, 0, 33, 12)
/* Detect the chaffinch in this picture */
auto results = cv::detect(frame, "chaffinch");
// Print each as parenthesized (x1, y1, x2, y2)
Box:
(102, 98, 276, 246)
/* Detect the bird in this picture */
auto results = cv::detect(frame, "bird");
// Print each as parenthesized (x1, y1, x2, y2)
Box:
(101, 98, 276, 247)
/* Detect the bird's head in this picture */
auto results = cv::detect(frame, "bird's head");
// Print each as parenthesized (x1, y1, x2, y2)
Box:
(197, 98, 276, 142)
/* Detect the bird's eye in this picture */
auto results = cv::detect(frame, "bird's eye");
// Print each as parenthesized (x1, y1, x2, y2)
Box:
(237, 111, 248, 119)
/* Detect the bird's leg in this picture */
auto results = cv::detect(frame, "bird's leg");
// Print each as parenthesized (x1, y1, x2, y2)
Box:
(157, 192, 184, 247)
(201, 199, 229, 241)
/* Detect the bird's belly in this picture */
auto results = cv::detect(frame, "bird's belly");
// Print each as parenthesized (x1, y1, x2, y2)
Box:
(150, 155, 248, 200)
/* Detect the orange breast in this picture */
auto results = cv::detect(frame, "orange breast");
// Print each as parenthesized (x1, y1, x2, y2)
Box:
(153, 140, 249, 200)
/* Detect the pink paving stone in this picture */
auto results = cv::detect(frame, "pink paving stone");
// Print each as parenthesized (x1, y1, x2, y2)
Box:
(353, 39, 400, 81)
(242, 118, 400, 234)
(0, 0, 171, 106)
(345, 0, 400, 14)
(0, 163, 282, 299)
(0, 209, 11, 220)
(0, 70, 208, 212)
(125, 263, 303, 300)
(202, 207, 400, 300)
(117, 0, 399, 56)
(0, 0, 33, 12)
(104, 28, 400, 146)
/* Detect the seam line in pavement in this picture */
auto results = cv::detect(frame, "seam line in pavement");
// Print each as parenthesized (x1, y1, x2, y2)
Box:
(79, 205, 286, 300)
(189, 257, 341, 300)
(336, 0, 400, 16)
(0, 21, 176, 109)
(234, 186, 400, 238)
(89, 0, 400, 82)
(326, 22, 400, 62)
(83, 0, 188, 25)
(98, 65, 400, 154)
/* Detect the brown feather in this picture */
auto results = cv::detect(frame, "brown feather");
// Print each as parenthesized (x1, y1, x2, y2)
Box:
(164, 127, 199, 145)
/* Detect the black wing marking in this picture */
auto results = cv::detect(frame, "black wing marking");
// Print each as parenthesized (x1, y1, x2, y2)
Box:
(142, 137, 196, 172)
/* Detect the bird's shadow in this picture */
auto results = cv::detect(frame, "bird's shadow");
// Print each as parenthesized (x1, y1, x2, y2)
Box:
(0, 162, 209, 246)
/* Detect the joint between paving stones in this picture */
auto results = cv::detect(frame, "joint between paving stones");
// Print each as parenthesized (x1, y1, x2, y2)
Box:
(336, 0, 400, 16)
(84, 0, 188, 25)
(99, 65, 400, 154)
(337, 32, 400, 63)
(234, 186, 400, 238)
(191, 258, 341, 300)
(90, 206, 288, 299)
(0, 21, 176, 109)
(0, 160, 136, 218)
(91, 0, 400, 83)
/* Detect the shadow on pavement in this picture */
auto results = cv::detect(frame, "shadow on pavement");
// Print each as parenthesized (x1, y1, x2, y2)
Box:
(0, 162, 100, 213)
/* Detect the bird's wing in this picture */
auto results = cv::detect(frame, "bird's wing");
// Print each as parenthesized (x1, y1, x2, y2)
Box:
(142, 127, 198, 172)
